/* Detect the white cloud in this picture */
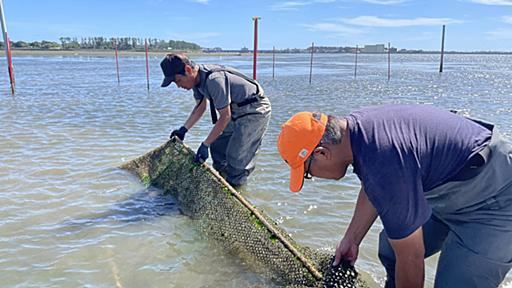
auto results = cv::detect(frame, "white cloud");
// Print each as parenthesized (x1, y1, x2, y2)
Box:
(301, 23, 365, 35)
(469, 0, 512, 5)
(271, 0, 335, 11)
(342, 16, 463, 27)
(271, 1, 308, 10)
(361, 0, 409, 4)
(503, 16, 512, 24)
(191, 0, 210, 4)
(487, 29, 512, 39)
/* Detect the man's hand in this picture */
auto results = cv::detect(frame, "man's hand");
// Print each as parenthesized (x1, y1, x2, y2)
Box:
(170, 126, 188, 141)
(333, 236, 359, 266)
(195, 142, 209, 163)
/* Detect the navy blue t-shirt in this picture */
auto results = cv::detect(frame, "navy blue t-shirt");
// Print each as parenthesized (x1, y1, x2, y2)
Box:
(346, 104, 491, 239)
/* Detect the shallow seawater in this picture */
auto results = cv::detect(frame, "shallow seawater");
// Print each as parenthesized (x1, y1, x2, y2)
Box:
(1, 53, 511, 287)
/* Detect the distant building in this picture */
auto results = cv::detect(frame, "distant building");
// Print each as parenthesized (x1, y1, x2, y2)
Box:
(202, 47, 223, 53)
(362, 44, 386, 53)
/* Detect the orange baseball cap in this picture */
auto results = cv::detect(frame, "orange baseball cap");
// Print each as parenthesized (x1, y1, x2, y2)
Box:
(277, 112, 327, 192)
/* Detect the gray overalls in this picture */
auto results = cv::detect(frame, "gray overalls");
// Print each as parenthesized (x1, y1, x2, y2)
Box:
(378, 119, 512, 288)
(192, 64, 271, 186)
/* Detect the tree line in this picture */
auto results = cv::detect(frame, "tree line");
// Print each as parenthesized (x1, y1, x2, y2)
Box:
(0, 37, 201, 51)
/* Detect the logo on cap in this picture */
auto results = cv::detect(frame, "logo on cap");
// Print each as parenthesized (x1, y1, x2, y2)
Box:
(298, 149, 309, 158)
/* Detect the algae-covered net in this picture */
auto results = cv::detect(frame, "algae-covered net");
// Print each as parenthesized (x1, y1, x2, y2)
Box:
(121, 138, 370, 288)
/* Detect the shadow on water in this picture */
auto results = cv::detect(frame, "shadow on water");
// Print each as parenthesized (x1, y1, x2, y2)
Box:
(59, 185, 182, 233)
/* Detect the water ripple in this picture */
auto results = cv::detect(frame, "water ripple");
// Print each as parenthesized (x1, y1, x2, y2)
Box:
(1, 54, 511, 287)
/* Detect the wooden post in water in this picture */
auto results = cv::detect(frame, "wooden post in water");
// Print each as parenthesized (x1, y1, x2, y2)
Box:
(0, 1, 15, 94)
(387, 42, 391, 81)
(309, 42, 314, 84)
(272, 46, 275, 80)
(354, 45, 358, 78)
(252, 16, 260, 80)
(145, 39, 150, 91)
(439, 25, 446, 73)
(113, 39, 120, 84)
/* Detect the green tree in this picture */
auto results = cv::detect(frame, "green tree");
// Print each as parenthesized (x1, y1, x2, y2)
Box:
(13, 41, 29, 48)
(41, 40, 60, 49)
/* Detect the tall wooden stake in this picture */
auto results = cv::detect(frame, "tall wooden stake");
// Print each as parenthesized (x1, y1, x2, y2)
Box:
(272, 46, 275, 80)
(113, 39, 120, 84)
(439, 25, 446, 73)
(354, 45, 358, 78)
(252, 17, 260, 80)
(309, 42, 314, 84)
(145, 39, 150, 91)
(387, 42, 391, 81)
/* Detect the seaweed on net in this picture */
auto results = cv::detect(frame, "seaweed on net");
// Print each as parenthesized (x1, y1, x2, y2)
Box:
(121, 138, 370, 288)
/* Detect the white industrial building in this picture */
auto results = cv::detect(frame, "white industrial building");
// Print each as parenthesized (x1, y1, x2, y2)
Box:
(362, 44, 386, 53)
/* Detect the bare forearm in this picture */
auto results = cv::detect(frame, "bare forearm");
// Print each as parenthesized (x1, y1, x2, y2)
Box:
(395, 257, 424, 288)
(345, 187, 378, 245)
(334, 187, 377, 266)
(389, 227, 425, 288)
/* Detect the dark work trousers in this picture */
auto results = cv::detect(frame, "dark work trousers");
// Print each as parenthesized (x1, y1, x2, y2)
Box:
(378, 130, 512, 288)
(210, 96, 271, 186)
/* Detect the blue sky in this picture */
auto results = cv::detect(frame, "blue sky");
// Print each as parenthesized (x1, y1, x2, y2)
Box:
(3, 0, 512, 51)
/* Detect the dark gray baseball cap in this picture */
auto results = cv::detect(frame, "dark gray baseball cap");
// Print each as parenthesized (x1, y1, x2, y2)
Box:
(160, 54, 186, 87)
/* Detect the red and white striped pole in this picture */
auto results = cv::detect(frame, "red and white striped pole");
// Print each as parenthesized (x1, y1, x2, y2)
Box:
(145, 39, 150, 91)
(0, 1, 15, 94)
(252, 16, 260, 80)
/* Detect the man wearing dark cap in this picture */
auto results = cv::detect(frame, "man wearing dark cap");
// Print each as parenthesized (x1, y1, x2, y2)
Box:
(160, 53, 271, 188)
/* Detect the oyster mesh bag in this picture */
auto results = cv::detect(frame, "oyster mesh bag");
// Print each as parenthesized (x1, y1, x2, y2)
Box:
(121, 138, 370, 288)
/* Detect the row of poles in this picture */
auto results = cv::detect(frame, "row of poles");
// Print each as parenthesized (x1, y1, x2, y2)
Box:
(112, 18, 447, 89)
(111, 17, 261, 90)
(252, 19, 447, 84)
(0, 8, 447, 95)
(112, 38, 151, 90)
(285, 25, 446, 84)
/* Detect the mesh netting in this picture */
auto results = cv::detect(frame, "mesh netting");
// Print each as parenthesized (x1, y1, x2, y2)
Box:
(121, 138, 370, 288)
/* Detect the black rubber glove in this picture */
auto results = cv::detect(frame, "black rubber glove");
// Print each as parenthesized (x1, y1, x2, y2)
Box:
(170, 126, 188, 141)
(195, 143, 209, 163)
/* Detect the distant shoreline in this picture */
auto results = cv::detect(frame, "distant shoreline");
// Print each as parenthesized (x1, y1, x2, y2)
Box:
(10, 49, 263, 57)
(11, 49, 203, 57)
(9, 49, 512, 57)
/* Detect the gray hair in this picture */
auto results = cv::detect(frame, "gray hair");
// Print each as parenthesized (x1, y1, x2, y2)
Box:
(313, 113, 344, 145)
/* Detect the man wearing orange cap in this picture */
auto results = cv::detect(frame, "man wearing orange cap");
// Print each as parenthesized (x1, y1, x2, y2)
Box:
(277, 104, 512, 288)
